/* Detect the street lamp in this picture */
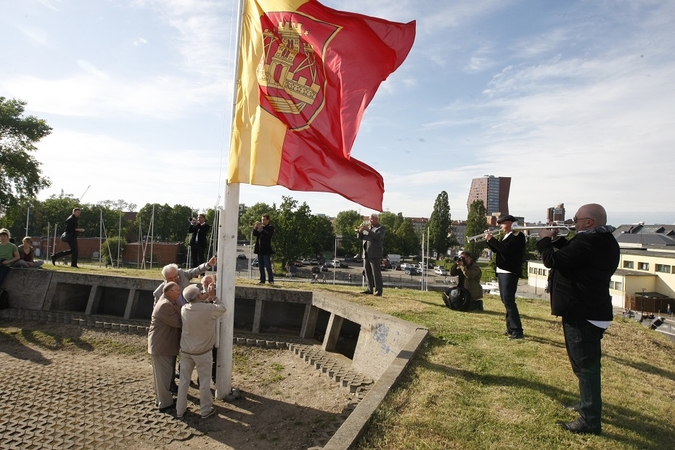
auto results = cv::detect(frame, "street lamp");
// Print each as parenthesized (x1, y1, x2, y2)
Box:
(25, 205, 31, 236)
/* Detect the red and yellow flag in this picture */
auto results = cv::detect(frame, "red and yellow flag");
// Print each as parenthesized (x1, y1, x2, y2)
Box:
(228, 0, 415, 211)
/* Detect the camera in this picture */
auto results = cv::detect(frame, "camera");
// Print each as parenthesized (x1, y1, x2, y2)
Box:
(453, 255, 465, 263)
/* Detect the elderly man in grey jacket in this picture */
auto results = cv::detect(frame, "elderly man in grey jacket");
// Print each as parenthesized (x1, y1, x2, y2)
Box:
(175, 284, 226, 420)
(358, 213, 386, 296)
(153, 255, 217, 306)
(148, 282, 182, 412)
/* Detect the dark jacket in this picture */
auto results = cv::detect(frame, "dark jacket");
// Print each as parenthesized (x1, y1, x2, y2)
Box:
(65, 214, 79, 234)
(450, 262, 483, 301)
(536, 228, 619, 320)
(188, 221, 210, 248)
(253, 224, 274, 255)
(358, 225, 386, 260)
(486, 231, 526, 277)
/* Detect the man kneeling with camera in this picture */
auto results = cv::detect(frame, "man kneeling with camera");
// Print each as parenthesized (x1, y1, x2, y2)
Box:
(444, 251, 483, 311)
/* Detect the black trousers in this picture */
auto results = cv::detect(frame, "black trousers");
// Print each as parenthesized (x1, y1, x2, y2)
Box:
(563, 317, 606, 429)
(53, 236, 78, 266)
(190, 245, 207, 268)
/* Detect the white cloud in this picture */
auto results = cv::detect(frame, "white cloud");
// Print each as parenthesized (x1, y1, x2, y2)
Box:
(14, 24, 51, 46)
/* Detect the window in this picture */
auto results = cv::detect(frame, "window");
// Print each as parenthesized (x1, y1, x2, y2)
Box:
(614, 281, 623, 291)
(623, 261, 634, 269)
(655, 264, 671, 273)
(638, 262, 649, 271)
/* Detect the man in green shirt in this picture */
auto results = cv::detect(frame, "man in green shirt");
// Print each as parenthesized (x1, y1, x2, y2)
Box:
(0, 228, 20, 285)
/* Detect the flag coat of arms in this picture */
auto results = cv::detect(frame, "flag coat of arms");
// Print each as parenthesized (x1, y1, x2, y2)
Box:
(228, 0, 415, 210)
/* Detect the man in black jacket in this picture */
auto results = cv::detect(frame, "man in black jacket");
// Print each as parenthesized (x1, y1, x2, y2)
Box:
(486, 214, 526, 340)
(52, 208, 85, 267)
(188, 214, 210, 268)
(537, 203, 619, 435)
(253, 214, 275, 285)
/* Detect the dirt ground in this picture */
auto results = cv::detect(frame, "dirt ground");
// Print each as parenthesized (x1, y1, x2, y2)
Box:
(0, 320, 360, 450)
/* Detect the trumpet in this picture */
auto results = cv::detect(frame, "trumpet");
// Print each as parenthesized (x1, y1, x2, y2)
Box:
(465, 225, 574, 243)
(465, 228, 502, 243)
(354, 221, 370, 232)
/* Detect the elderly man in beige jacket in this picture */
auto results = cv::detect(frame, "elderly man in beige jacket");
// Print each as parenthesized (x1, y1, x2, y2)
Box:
(148, 281, 182, 412)
(176, 284, 226, 419)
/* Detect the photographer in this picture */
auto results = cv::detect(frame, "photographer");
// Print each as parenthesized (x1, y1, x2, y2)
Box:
(188, 214, 210, 268)
(449, 251, 483, 308)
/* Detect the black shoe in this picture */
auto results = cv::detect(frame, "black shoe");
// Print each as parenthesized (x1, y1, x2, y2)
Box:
(508, 333, 524, 340)
(558, 417, 600, 435)
(159, 404, 175, 414)
(442, 292, 450, 306)
(71, 265, 79, 268)
(374, 293, 382, 297)
(51, 256, 56, 265)
(565, 404, 581, 412)
(361, 290, 373, 295)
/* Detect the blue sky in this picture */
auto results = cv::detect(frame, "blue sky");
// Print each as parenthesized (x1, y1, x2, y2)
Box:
(2, 0, 674, 226)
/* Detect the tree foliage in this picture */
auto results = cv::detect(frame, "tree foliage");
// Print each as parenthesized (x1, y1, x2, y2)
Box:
(395, 219, 420, 257)
(273, 196, 319, 265)
(427, 191, 452, 258)
(465, 200, 488, 258)
(136, 203, 193, 242)
(0, 97, 51, 213)
(101, 236, 127, 267)
(332, 210, 363, 256)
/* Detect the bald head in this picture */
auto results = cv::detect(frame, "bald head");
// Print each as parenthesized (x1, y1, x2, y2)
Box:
(575, 203, 607, 230)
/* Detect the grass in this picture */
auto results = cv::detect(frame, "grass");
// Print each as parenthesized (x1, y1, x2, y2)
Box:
(16, 267, 675, 448)
(257, 279, 675, 450)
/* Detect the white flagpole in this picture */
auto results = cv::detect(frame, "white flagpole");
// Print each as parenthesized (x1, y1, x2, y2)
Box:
(215, 0, 246, 399)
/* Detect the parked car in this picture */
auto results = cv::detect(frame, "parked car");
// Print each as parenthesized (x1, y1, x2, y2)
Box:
(404, 266, 420, 275)
(251, 258, 259, 267)
(332, 259, 348, 268)
(311, 266, 321, 273)
(434, 267, 448, 275)
(321, 264, 329, 272)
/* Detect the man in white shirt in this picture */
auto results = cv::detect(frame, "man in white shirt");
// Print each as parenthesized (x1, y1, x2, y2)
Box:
(175, 284, 226, 419)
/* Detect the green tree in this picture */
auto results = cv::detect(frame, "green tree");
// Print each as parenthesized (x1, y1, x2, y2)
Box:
(396, 219, 420, 257)
(378, 211, 402, 256)
(427, 191, 452, 258)
(273, 196, 315, 265)
(35, 194, 81, 237)
(377, 212, 406, 255)
(465, 200, 488, 258)
(332, 210, 363, 256)
(136, 203, 193, 242)
(309, 215, 335, 257)
(101, 236, 127, 267)
(0, 97, 51, 214)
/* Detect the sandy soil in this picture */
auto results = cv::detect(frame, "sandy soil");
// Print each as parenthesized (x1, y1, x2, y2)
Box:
(0, 320, 359, 450)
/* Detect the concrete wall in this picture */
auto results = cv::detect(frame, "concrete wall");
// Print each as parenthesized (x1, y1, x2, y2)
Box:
(1, 270, 425, 382)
